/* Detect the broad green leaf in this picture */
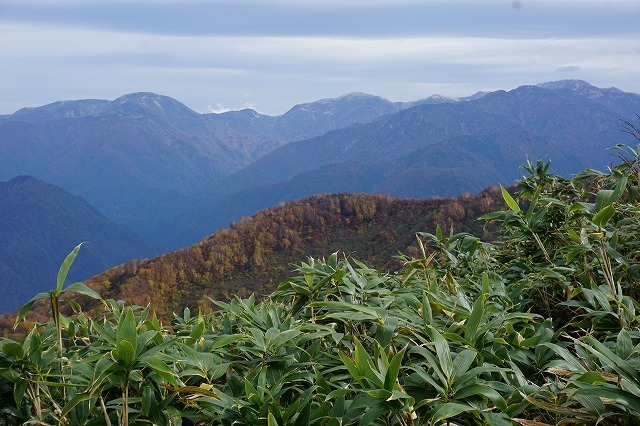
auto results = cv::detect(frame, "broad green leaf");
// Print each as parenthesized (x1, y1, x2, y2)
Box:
(579, 337, 640, 383)
(464, 297, 483, 344)
(592, 204, 615, 228)
(90, 320, 116, 347)
(141, 357, 178, 386)
(365, 389, 392, 399)
(115, 339, 136, 366)
(611, 175, 628, 203)
(141, 384, 157, 417)
(63, 281, 102, 300)
(270, 329, 302, 348)
(359, 400, 390, 426)
(432, 328, 453, 383)
(500, 185, 521, 213)
(573, 394, 606, 416)
(616, 329, 632, 360)
(428, 402, 477, 423)
(326, 388, 355, 400)
(61, 392, 94, 418)
(595, 189, 614, 212)
(340, 351, 361, 381)
(575, 371, 609, 384)
(328, 394, 345, 418)
(14, 379, 26, 406)
(116, 306, 137, 350)
(315, 368, 331, 395)
(410, 347, 447, 393)
(455, 384, 505, 410)
(290, 282, 313, 297)
(56, 243, 84, 293)
(422, 293, 433, 326)
(2, 341, 24, 359)
(186, 320, 206, 345)
(574, 383, 640, 410)
(481, 412, 513, 426)
(451, 349, 476, 381)
(375, 321, 396, 350)
(15, 291, 49, 325)
(209, 333, 245, 349)
(384, 347, 406, 392)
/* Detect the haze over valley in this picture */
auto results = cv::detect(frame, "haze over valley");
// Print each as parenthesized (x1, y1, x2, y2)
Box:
(1, 79, 639, 313)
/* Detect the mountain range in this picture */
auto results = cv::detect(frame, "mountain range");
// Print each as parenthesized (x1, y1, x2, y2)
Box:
(0, 91, 410, 234)
(1, 79, 639, 313)
(153, 80, 640, 248)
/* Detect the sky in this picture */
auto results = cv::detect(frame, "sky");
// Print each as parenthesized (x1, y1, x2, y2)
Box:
(0, 0, 639, 116)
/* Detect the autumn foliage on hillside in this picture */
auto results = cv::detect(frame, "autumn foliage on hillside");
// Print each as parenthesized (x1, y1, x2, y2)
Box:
(2, 144, 640, 425)
(94, 190, 504, 318)
(1, 189, 504, 333)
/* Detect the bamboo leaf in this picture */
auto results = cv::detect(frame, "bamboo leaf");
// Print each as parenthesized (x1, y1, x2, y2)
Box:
(14, 291, 49, 325)
(2, 341, 24, 359)
(186, 320, 206, 345)
(56, 243, 84, 294)
(579, 337, 640, 383)
(339, 351, 361, 380)
(116, 306, 137, 350)
(432, 328, 453, 383)
(61, 393, 94, 418)
(464, 297, 483, 344)
(359, 400, 390, 426)
(270, 329, 302, 348)
(115, 339, 136, 366)
(209, 333, 245, 349)
(592, 204, 615, 228)
(384, 347, 406, 392)
(141, 384, 157, 417)
(267, 411, 280, 426)
(63, 281, 102, 300)
(573, 383, 640, 411)
(500, 185, 521, 213)
(451, 349, 476, 381)
(595, 189, 614, 213)
(354, 338, 383, 388)
(14, 379, 26, 406)
(428, 402, 477, 423)
(616, 329, 632, 360)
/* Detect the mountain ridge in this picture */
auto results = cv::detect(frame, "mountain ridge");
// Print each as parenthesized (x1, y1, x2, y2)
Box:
(0, 175, 160, 313)
(1, 79, 638, 252)
(150, 80, 640, 248)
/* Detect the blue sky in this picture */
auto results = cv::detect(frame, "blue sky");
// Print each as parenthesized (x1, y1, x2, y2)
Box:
(1, 0, 638, 115)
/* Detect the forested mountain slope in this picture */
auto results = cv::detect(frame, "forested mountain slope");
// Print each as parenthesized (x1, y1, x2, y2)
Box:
(0, 176, 159, 313)
(156, 80, 640, 249)
(2, 189, 504, 327)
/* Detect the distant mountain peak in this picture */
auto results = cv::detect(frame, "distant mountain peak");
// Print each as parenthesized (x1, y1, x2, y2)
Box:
(9, 99, 111, 121)
(300, 92, 386, 107)
(8, 175, 38, 184)
(107, 92, 199, 119)
(537, 79, 599, 92)
(536, 79, 631, 101)
(6, 175, 41, 189)
(335, 92, 378, 100)
(115, 92, 166, 104)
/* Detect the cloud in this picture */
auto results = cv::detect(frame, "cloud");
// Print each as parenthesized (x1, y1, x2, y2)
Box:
(557, 65, 581, 72)
(207, 104, 231, 114)
(207, 101, 255, 114)
(1, 0, 638, 38)
(0, 2, 639, 116)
